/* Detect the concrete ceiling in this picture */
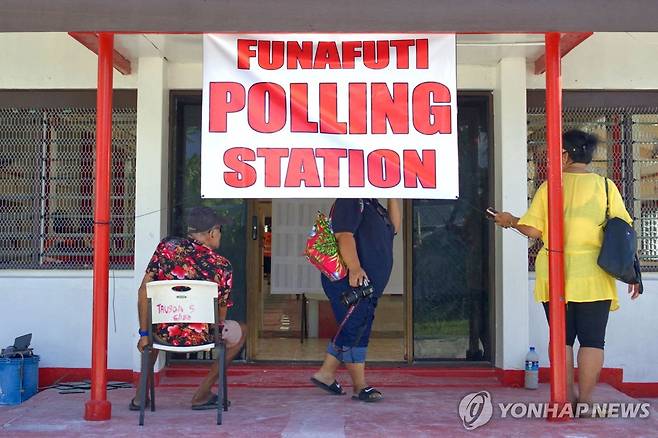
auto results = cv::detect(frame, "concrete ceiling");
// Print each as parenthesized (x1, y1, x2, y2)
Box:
(3, 0, 658, 32)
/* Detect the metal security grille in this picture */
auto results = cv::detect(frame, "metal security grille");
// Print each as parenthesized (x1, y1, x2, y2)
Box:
(0, 107, 137, 269)
(527, 107, 658, 271)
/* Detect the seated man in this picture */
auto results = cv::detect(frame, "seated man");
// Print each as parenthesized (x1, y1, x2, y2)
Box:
(130, 206, 247, 410)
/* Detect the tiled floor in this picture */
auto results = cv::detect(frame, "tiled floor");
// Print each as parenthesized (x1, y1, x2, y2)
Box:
(1, 370, 656, 437)
(255, 337, 405, 361)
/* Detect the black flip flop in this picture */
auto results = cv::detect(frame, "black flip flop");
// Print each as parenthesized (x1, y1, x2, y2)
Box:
(191, 394, 219, 410)
(352, 387, 383, 402)
(310, 377, 345, 395)
(128, 397, 149, 411)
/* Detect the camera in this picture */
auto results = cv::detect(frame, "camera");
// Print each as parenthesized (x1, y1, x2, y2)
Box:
(341, 283, 374, 307)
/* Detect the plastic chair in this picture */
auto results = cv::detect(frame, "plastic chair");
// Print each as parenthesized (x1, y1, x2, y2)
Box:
(138, 279, 228, 426)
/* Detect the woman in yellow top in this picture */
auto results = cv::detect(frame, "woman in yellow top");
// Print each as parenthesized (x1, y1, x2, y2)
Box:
(494, 129, 641, 406)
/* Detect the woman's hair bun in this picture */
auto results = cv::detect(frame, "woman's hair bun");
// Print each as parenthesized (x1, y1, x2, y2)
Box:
(562, 129, 598, 164)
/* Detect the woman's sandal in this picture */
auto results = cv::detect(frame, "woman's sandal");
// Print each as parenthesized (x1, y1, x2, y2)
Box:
(576, 402, 608, 419)
(191, 393, 233, 410)
(191, 393, 231, 410)
(128, 397, 149, 411)
(352, 387, 383, 402)
(310, 377, 346, 395)
(191, 394, 219, 410)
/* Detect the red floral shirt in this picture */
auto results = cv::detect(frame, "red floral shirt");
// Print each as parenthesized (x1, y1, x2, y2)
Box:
(146, 237, 232, 347)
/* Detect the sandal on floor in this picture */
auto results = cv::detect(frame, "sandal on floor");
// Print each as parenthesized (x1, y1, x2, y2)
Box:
(576, 402, 608, 419)
(352, 387, 383, 402)
(310, 377, 346, 395)
(191, 394, 219, 410)
(191, 394, 230, 410)
(128, 397, 149, 411)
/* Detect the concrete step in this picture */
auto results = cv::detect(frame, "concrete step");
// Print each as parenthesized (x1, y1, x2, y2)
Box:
(160, 365, 504, 388)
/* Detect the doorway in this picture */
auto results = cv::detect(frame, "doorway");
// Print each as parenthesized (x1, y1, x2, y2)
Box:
(247, 199, 405, 362)
(168, 91, 493, 363)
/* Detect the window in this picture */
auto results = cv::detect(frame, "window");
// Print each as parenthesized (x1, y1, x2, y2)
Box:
(0, 106, 137, 269)
(527, 105, 658, 271)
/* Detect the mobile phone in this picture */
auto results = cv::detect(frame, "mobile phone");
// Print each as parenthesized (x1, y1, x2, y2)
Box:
(485, 207, 498, 219)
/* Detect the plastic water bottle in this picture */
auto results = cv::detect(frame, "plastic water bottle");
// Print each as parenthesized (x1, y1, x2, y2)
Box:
(524, 346, 539, 390)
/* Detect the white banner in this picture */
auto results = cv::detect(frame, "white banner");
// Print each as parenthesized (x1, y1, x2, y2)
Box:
(202, 34, 458, 199)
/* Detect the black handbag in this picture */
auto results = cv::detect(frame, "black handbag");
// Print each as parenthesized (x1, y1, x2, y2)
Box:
(597, 178, 643, 292)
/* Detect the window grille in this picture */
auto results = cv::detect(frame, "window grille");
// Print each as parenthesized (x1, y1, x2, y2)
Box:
(0, 107, 137, 269)
(527, 107, 658, 271)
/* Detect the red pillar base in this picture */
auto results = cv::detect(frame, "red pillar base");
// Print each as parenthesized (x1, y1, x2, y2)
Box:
(84, 399, 112, 421)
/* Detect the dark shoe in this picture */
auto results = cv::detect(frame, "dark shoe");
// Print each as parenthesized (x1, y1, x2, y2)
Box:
(129, 397, 149, 411)
(352, 387, 383, 402)
(310, 377, 345, 395)
(192, 394, 226, 410)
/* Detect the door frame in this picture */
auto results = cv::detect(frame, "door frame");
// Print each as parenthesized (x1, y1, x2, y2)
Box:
(405, 91, 496, 365)
(245, 199, 270, 361)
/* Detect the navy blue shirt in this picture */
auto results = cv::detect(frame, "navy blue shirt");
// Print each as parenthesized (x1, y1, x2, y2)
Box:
(321, 198, 395, 298)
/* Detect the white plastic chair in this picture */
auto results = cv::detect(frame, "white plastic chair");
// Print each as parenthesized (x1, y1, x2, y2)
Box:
(138, 279, 227, 426)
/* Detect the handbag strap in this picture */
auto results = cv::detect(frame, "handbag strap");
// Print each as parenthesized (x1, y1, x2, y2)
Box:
(603, 176, 610, 223)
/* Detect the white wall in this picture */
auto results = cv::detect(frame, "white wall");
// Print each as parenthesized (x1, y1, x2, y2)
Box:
(167, 62, 496, 90)
(0, 33, 136, 88)
(0, 33, 155, 372)
(527, 32, 658, 89)
(0, 271, 135, 369)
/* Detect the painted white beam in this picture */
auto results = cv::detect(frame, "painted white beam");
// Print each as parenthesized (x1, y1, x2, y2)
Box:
(493, 57, 530, 370)
(133, 56, 169, 371)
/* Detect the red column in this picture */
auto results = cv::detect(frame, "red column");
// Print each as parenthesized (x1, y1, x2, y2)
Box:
(545, 32, 568, 415)
(84, 32, 114, 421)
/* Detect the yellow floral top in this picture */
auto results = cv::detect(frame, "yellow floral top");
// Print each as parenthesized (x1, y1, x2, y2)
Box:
(519, 173, 632, 311)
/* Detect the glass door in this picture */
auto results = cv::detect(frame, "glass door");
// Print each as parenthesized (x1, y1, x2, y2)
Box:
(411, 94, 493, 362)
(168, 92, 248, 362)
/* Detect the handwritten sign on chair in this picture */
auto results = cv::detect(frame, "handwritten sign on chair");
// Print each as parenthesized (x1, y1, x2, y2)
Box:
(146, 280, 218, 324)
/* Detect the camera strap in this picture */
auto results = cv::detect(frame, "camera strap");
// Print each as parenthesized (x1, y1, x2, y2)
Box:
(331, 298, 374, 353)
(363, 199, 393, 229)
(331, 303, 358, 352)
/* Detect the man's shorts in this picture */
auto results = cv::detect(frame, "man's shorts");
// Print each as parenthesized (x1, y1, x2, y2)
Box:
(152, 320, 242, 348)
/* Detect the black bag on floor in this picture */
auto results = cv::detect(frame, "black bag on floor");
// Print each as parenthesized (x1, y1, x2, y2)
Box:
(597, 178, 643, 292)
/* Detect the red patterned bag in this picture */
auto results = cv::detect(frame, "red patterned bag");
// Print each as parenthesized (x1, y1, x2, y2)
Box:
(304, 209, 347, 281)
